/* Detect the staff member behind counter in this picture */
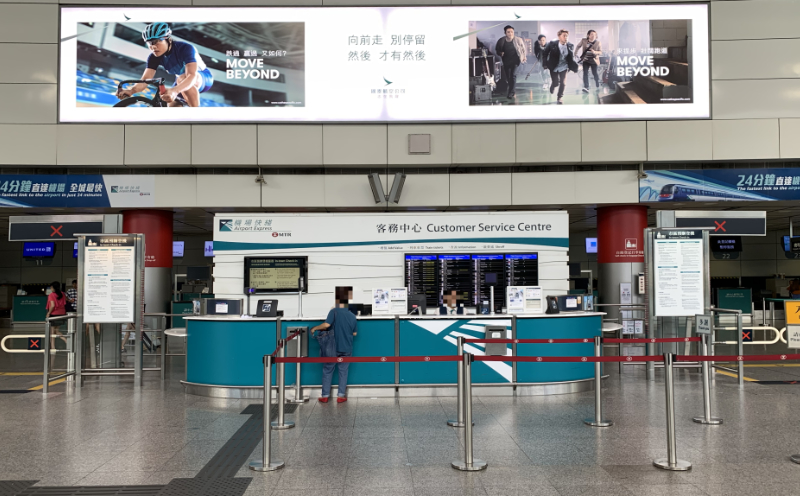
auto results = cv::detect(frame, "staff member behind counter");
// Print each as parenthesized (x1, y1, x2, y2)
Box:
(311, 286, 358, 404)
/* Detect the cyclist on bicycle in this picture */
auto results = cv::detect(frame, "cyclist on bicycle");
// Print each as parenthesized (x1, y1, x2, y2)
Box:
(116, 22, 214, 107)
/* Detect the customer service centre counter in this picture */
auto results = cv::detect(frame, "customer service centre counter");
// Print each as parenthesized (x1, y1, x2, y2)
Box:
(182, 312, 604, 398)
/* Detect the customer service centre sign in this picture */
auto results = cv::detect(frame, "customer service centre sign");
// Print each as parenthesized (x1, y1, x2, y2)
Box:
(59, 4, 709, 123)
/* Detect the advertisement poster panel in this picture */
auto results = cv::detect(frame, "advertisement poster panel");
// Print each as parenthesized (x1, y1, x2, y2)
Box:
(0, 175, 154, 208)
(640, 169, 800, 202)
(59, 4, 709, 123)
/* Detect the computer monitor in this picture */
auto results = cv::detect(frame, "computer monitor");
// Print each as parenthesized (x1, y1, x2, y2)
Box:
(256, 299, 278, 317)
(187, 266, 211, 281)
(407, 294, 427, 315)
(348, 303, 364, 316)
(206, 299, 242, 315)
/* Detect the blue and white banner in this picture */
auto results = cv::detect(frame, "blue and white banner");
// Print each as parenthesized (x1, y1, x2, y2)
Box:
(640, 169, 800, 202)
(214, 212, 569, 253)
(0, 175, 154, 208)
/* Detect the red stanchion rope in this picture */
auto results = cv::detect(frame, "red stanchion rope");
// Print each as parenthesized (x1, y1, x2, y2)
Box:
(464, 338, 595, 344)
(275, 355, 462, 364)
(604, 337, 701, 344)
(475, 355, 664, 363)
(285, 330, 301, 342)
(676, 354, 800, 362)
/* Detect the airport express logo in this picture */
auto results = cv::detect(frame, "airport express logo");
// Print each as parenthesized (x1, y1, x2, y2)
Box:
(110, 185, 150, 197)
(219, 218, 288, 235)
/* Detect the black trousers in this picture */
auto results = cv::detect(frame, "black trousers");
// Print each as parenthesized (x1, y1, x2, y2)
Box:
(583, 62, 599, 88)
(550, 69, 568, 98)
(503, 64, 518, 95)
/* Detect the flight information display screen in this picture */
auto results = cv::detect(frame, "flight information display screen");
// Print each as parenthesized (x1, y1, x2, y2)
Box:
(244, 257, 307, 293)
(404, 253, 538, 307)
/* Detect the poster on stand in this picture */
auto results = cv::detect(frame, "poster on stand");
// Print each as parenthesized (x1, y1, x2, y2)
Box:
(372, 288, 390, 314)
(389, 288, 408, 314)
(83, 236, 136, 323)
(653, 230, 704, 317)
(59, 4, 709, 123)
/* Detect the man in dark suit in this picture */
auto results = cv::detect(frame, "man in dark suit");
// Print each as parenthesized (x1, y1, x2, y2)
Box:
(542, 29, 579, 104)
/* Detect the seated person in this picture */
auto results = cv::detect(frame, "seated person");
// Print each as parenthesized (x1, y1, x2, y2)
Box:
(788, 279, 800, 299)
(439, 290, 465, 315)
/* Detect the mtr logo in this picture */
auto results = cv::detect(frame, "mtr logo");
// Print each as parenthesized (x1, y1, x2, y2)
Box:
(271, 232, 291, 237)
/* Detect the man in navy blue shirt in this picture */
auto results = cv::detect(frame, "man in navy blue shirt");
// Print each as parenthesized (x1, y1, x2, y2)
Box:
(311, 286, 357, 403)
(116, 22, 214, 107)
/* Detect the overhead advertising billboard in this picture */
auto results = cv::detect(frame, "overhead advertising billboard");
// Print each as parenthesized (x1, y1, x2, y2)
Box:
(59, 4, 709, 123)
(640, 169, 800, 202)
(0, 175, 154, 208)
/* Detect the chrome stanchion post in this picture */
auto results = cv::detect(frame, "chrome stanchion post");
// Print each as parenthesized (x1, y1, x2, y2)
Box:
(271, 339, 295, 430)
(737, 310, 744, 388)
(287, 330, 308, 404)
(693, 334, 722, 425)
(250, 355, 285, 472)
(66, 317, 75, 383)
(584, 336, 612, 427)
(447, 336, 466, 427)
(654, 353, 691, 471)
(451, 352, 487, 471)
(42, 319, 51, 394)
(160, 315, 167, 382)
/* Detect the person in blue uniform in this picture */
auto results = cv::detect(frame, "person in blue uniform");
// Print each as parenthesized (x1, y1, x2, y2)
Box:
(311, 286, 358, 403)
(116, 22, 214, 107)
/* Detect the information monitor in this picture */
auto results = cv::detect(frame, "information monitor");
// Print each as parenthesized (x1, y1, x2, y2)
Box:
(244, 257, 308, 294)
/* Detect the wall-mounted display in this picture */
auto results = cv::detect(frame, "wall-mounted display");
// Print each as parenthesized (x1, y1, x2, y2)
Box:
(23, 242, 55, 258)
(585, 237, 597, 254)
(172, 241, 184, 258)
(243, 256, 307, 293)
(641, 168, 800, 202)
(204, 241, 214, 257)
(59, 4, 709, 123)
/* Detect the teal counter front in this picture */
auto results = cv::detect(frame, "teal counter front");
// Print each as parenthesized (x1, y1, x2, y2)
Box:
(183, 313, 603, 398)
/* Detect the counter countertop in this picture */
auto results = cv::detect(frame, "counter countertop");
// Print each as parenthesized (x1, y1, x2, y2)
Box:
(183, 312, 605, 323)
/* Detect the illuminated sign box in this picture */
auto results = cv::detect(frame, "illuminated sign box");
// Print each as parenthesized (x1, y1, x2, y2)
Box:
(59, 4, 709, 123)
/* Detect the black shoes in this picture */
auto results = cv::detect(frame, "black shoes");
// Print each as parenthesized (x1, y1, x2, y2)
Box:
(582, 87, 590, 93)
(507, 92, 515, 99)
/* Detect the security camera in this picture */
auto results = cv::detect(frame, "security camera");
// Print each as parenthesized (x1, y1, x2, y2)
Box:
(255, 174, 266, 184)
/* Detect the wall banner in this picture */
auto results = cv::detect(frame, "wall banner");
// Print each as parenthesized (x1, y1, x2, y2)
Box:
(214, 212, 569, 253)
(0, 175, 154, 208)
(59, 4, 709, 123)
(640, 169, 800, 202)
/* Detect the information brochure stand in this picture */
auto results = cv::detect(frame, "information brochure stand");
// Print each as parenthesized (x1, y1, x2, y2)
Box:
(644, 228, 710, 381)
(75, 233, 145, 387)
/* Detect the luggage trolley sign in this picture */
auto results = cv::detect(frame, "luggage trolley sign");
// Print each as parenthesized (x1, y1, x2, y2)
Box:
(653, 230, 706, 317)
(83, 236, 136, 323)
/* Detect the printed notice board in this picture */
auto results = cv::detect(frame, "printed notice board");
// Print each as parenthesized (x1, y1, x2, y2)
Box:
(654, 230, 705, 317)
(83, 236, 135, 323)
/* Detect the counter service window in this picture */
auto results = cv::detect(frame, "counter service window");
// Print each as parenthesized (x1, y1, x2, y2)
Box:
(244, 257, 308, 294)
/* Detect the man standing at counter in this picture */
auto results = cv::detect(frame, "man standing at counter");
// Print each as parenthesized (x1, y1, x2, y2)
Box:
(311, 286, 357, 403)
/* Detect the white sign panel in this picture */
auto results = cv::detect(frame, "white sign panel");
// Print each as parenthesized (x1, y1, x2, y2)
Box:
(372, 288, 390, 314)
(787, 325, 800, 349)
(389, 287, 408, 314)
(59, 4, 709, 123)
(654, 230, 705, 317)
(83, 236, 136, 323)
(214, 212, 568, 253)
(695, 314, 711, 335)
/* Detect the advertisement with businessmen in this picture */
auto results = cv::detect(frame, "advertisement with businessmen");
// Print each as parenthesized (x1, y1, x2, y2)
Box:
(60, 4, 708, 123)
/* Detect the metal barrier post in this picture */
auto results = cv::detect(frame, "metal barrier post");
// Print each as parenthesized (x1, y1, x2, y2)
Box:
(66, 317, 75, 383)
(584, 336, 612, 427)
(654, 353, 691, 471)
(451, 352, 487, 471)
(250, 355, 285, 472)
(160, 315, 167, 382)
(271, 340, 295, 430)
(447, 336, 466, 428)
(737, 311, 744, 388)
(287, 330, 308, 404)
(693, 334, 722, 425)
(42, 320, 51, 394)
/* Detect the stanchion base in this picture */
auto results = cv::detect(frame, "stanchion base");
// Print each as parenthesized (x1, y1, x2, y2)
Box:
(451, 459, 488, 471)
(286, 398, 309, 404)
(692, 416, 723, 425)
(249, 460, 285, 472)
(446, 420, 474, 427)
(271, 421, 295, 430)
(653, 458, 692, 471)
(790, 454, 800, 465)
(583, 418, 613, 427)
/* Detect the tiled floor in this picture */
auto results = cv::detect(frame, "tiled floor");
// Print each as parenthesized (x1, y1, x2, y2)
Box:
(3, 353, 800, 495)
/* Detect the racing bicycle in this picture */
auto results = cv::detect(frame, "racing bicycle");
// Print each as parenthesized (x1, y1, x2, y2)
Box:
(114, 78, 185, 107)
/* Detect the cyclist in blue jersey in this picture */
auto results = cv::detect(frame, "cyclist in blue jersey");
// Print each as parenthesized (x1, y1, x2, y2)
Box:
(116, 22, 214, 107)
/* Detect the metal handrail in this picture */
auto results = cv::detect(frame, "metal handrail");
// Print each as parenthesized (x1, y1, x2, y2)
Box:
(143, 312, 189, 381)
(708, 306, 744, 387)
(43, 315, 78, 393)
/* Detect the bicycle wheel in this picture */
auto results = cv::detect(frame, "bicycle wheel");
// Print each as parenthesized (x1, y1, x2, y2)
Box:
(113, 96, 157, 108)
